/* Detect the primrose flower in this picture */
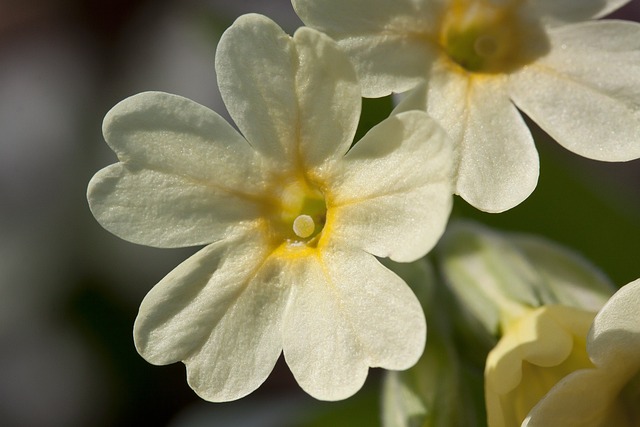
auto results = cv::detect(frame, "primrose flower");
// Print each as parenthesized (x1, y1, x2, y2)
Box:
(484, 304, 597, 427)
(486, 279, 640, 427)
(524, 279, 640, 427)
(292, 0, 640, 212)
(87, 14, 454, 401)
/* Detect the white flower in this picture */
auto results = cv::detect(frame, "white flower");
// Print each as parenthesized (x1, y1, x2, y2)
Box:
(292, 0, 640, 212)
(523, 279, 640, 427)
(87, 14, 454, 401)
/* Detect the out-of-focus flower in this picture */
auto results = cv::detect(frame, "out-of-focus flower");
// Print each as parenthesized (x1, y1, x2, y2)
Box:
(523, 279, 640, 427)
(484, 304, 597, 427)
(292, 0, 640, 212)
(87, 14, 454, 402)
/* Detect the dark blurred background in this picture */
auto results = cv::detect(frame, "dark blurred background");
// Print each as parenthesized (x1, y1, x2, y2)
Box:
(1, 1, 639, 426)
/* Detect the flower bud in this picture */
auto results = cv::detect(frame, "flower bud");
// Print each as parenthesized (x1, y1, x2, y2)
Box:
(437, 221, 614, 337)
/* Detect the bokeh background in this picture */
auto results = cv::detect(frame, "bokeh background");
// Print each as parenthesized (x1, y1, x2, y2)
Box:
(1, 1, 639, 426)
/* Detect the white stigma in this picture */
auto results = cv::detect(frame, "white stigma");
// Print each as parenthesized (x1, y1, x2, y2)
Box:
(293, 215, 315, 238)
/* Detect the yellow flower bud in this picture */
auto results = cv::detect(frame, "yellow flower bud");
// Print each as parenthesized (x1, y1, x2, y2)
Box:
(485, 305, 596, 427)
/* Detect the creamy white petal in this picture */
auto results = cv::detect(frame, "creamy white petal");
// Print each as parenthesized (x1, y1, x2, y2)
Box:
(282, 248, 426, 401)
(393, 71, 465, 145)
(88, 91, 270, 247)
(134, 231, 290, 402)
(588, 279, 640, 367)
(215, 14, 296, 166)
(291, 27, 361, 168)
(396, 68, 539, 213)
(293, 0, 436, 35)
(530, 0, 631, 26)
(216, 14, 360, 170)
(292, 0, 444, 97)
(87, 163, 263, 247)
(100, 91, 267, 192)
(510, 21, 640, 162)
(338, 34, 437, 98)
(456, 78, 539, 212)
(403, 71, 539, 213)
(326, 111, 453, 262)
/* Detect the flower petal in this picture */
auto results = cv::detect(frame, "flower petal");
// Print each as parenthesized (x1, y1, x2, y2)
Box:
(133, 231, 290, 402)
(486, 307, 581, 395)
(88, 92, 268, 247)
(293, 0, 440, 97)
(400, 72, 539, 212)
(87, 163, 264, 248)
(293, 0, 434, 35)
(457, 78, 539, 212)
(291, 27, 361, 168)
(486, 305, 596, 427)
(588, 279, 640, 367)
(101, 91, 265, 192)
(216, 14, 360, 170)
(510, 21, 640, 162)
(326, 111, 453, 262)
(523, 368, 625, 427)
(282, 247, 426, 401)
(530, 0, 631, 26)
(340, 34, 438, 98)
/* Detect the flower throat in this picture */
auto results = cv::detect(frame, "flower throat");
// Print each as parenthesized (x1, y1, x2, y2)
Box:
(438, 0, 549, 74)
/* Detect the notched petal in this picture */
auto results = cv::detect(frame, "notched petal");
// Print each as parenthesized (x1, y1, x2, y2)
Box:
(282, 248, 426, 400)
(134, 231, 290, 402)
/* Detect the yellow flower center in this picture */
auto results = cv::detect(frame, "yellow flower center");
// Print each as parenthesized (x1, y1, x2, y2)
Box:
(438, 0, 548, 73)
(277, 180, 327, 245)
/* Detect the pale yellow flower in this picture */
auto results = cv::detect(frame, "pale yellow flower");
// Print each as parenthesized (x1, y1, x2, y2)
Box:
(485, 305, 597, 427)
(293, 0, 640, 212)
(524, 279, 640, 427)
(485, 279, 640, 427)
(87, 14, 454, 401)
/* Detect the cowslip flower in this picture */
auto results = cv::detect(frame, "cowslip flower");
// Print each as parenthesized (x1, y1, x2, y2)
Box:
(87, 14, 454, 401)
(485, 279, 640, 427)
(292, 0, 640, 212)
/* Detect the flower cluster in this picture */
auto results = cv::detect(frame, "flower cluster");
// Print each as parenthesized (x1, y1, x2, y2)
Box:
(87, 0, 640, 425)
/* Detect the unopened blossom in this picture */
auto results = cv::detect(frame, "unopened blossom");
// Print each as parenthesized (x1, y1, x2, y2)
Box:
(293, 0, 640, 212)
(485, 279, 640, 427)
(524, 279, 640, 427)
(87, 14, 453, 401)
(484, 304, 597, 427)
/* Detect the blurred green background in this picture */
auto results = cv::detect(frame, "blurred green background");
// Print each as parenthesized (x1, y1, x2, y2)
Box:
(1, 1, 639, 426)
